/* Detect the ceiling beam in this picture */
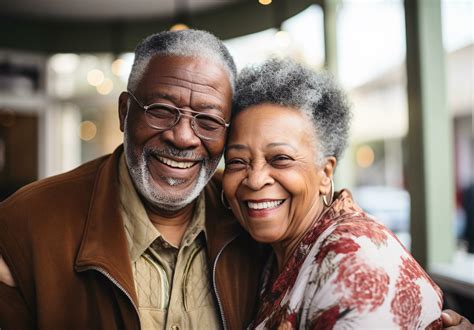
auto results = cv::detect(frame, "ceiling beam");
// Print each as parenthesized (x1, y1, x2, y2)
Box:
(1, 0, 321, 53)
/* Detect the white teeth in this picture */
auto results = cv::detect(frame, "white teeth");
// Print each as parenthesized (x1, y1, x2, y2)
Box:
(158, 156, 195, 169)
(247, 200, 284, 210)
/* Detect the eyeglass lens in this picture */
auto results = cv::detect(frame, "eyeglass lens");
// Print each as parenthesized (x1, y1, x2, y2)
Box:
(145, 104, 226, 140)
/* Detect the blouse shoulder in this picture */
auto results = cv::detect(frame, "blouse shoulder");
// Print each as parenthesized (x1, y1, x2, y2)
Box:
(302, 214, 443, 329)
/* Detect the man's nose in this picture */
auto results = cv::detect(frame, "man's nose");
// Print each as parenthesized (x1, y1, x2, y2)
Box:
(161, 115, 201, 149)
(243, 165, 274, 191)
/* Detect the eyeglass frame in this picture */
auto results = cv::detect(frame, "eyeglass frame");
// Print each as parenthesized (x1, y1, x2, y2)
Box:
(126, 89, 230, 141)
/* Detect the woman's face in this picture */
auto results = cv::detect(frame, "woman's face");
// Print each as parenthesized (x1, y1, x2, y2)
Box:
(223, 104, 332, 244)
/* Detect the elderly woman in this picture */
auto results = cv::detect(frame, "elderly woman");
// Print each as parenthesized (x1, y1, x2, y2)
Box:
(222, 58, 443, 329)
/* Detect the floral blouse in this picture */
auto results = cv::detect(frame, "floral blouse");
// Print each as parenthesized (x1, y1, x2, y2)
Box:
(251, 190, 443, 330)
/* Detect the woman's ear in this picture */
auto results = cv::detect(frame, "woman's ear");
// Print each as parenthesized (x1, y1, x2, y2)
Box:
(319, 156, 337, 195)
(118, 91, 129, 132)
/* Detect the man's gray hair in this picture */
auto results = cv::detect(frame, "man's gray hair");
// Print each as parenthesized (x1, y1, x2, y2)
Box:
(233, 58, 351, 163)
(127, 29, 237, 92)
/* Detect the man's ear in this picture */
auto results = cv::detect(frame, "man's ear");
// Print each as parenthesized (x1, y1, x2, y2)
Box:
(319, 156, 337, 195)
(118, 91, 129, 132)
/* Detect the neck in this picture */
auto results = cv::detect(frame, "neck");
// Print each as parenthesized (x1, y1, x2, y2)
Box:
(143, 199, 196, 247)
(271, 199, 326, 273)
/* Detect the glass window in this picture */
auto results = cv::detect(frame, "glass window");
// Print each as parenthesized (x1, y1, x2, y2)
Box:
(442, 0, 474, 254)
(336, 0, 409, 247)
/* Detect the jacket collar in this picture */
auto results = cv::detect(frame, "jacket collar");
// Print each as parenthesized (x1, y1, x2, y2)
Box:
(74, 145, 138, 305)
(203, 170, 246, 262)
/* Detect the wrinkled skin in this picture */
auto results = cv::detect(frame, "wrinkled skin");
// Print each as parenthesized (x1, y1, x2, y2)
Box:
(119, 55, 232, 213)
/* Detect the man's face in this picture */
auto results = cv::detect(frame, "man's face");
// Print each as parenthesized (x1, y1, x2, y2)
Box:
(119, 55, 232, 211)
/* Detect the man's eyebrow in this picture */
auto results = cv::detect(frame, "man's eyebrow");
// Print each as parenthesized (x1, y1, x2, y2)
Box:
(147, 93, 224, 114)
(226, 144, 249, 151)
(147, 92, 176, 103)
(196, 103, 223, 112)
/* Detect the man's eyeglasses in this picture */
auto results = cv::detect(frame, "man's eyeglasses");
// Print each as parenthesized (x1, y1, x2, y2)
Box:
(127, 90, 229, 141)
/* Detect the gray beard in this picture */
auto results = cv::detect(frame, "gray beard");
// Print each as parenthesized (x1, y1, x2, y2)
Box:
(123, 135, 220, 212)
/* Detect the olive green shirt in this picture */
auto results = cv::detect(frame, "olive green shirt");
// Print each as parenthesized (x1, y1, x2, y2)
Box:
(118, 155, 220, 329)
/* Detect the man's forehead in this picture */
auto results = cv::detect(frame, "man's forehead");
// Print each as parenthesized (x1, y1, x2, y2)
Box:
(144, 55, 230, 82)
(136, 56, 230, 95)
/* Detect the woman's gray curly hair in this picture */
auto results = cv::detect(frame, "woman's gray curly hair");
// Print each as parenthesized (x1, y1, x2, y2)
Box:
(232, 58, 351, 164)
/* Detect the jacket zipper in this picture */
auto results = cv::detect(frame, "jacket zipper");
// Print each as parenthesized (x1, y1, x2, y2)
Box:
(81, 266, 141, 329)
(212, 235, 238, 330)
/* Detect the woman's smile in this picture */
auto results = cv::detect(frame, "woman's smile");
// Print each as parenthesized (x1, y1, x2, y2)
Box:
(244, 199, 286, 218)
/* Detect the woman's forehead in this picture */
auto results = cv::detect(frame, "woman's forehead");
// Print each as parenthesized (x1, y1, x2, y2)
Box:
(229, 104, 317, 147)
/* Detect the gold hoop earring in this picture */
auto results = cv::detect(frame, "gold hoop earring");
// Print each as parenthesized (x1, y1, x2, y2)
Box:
(220, 190, 231, 210)
(322, 179, 334, 207)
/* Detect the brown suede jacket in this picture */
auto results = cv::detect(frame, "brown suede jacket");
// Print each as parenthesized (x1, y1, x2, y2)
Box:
(0, 146, 267, 330)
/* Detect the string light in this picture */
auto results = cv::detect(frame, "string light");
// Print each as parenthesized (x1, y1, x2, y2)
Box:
(170, 23, 189, 31)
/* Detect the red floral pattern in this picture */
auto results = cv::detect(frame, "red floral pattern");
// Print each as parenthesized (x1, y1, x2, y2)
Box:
(390, 256, 425, 329)
(391, 282, 422, 329)
(399, 256, 425, 281)
(311, 305, 340, 330)
(335, 254, 389, 312)
(251, 190, 443, 330)
(314, 237, 360, 264)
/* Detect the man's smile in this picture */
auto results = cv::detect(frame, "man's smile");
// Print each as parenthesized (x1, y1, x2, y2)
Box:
(157, 156, 198, 169)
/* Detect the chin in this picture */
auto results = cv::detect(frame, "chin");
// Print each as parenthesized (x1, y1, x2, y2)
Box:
(247, 228, 281, 244)
(144, 177, 204, 211)
(128, 162, 191, 211)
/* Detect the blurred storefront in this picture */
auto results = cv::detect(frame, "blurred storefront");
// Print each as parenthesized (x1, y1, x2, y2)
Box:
(0, 0, 472, 317)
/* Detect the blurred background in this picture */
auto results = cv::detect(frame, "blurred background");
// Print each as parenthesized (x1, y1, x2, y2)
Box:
(1, 0, 473, 318)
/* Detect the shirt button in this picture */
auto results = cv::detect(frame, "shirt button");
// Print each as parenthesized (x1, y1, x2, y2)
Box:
(170, 325, 179, 330)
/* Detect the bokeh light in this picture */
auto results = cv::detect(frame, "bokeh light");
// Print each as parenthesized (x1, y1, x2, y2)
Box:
(87, 69, 104, 86)
(79, 121, 97, 141)
(96, 78, 114, 95)
(111, 59, 124, 76)
(356, 145, 375, 168)
(50, 54, 80, 74)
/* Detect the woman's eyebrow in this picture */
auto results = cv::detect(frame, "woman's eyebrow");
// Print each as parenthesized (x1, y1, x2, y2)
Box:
(226, 144, 249, 151)
(267, 142, 297, 151)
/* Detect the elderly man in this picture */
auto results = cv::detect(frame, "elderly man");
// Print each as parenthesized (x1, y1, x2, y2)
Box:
(0, 30, 265, 329)
(0, 30, 470, 330)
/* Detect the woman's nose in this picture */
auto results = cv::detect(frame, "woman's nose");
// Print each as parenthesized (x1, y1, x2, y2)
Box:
(243, 165, 274, 190)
